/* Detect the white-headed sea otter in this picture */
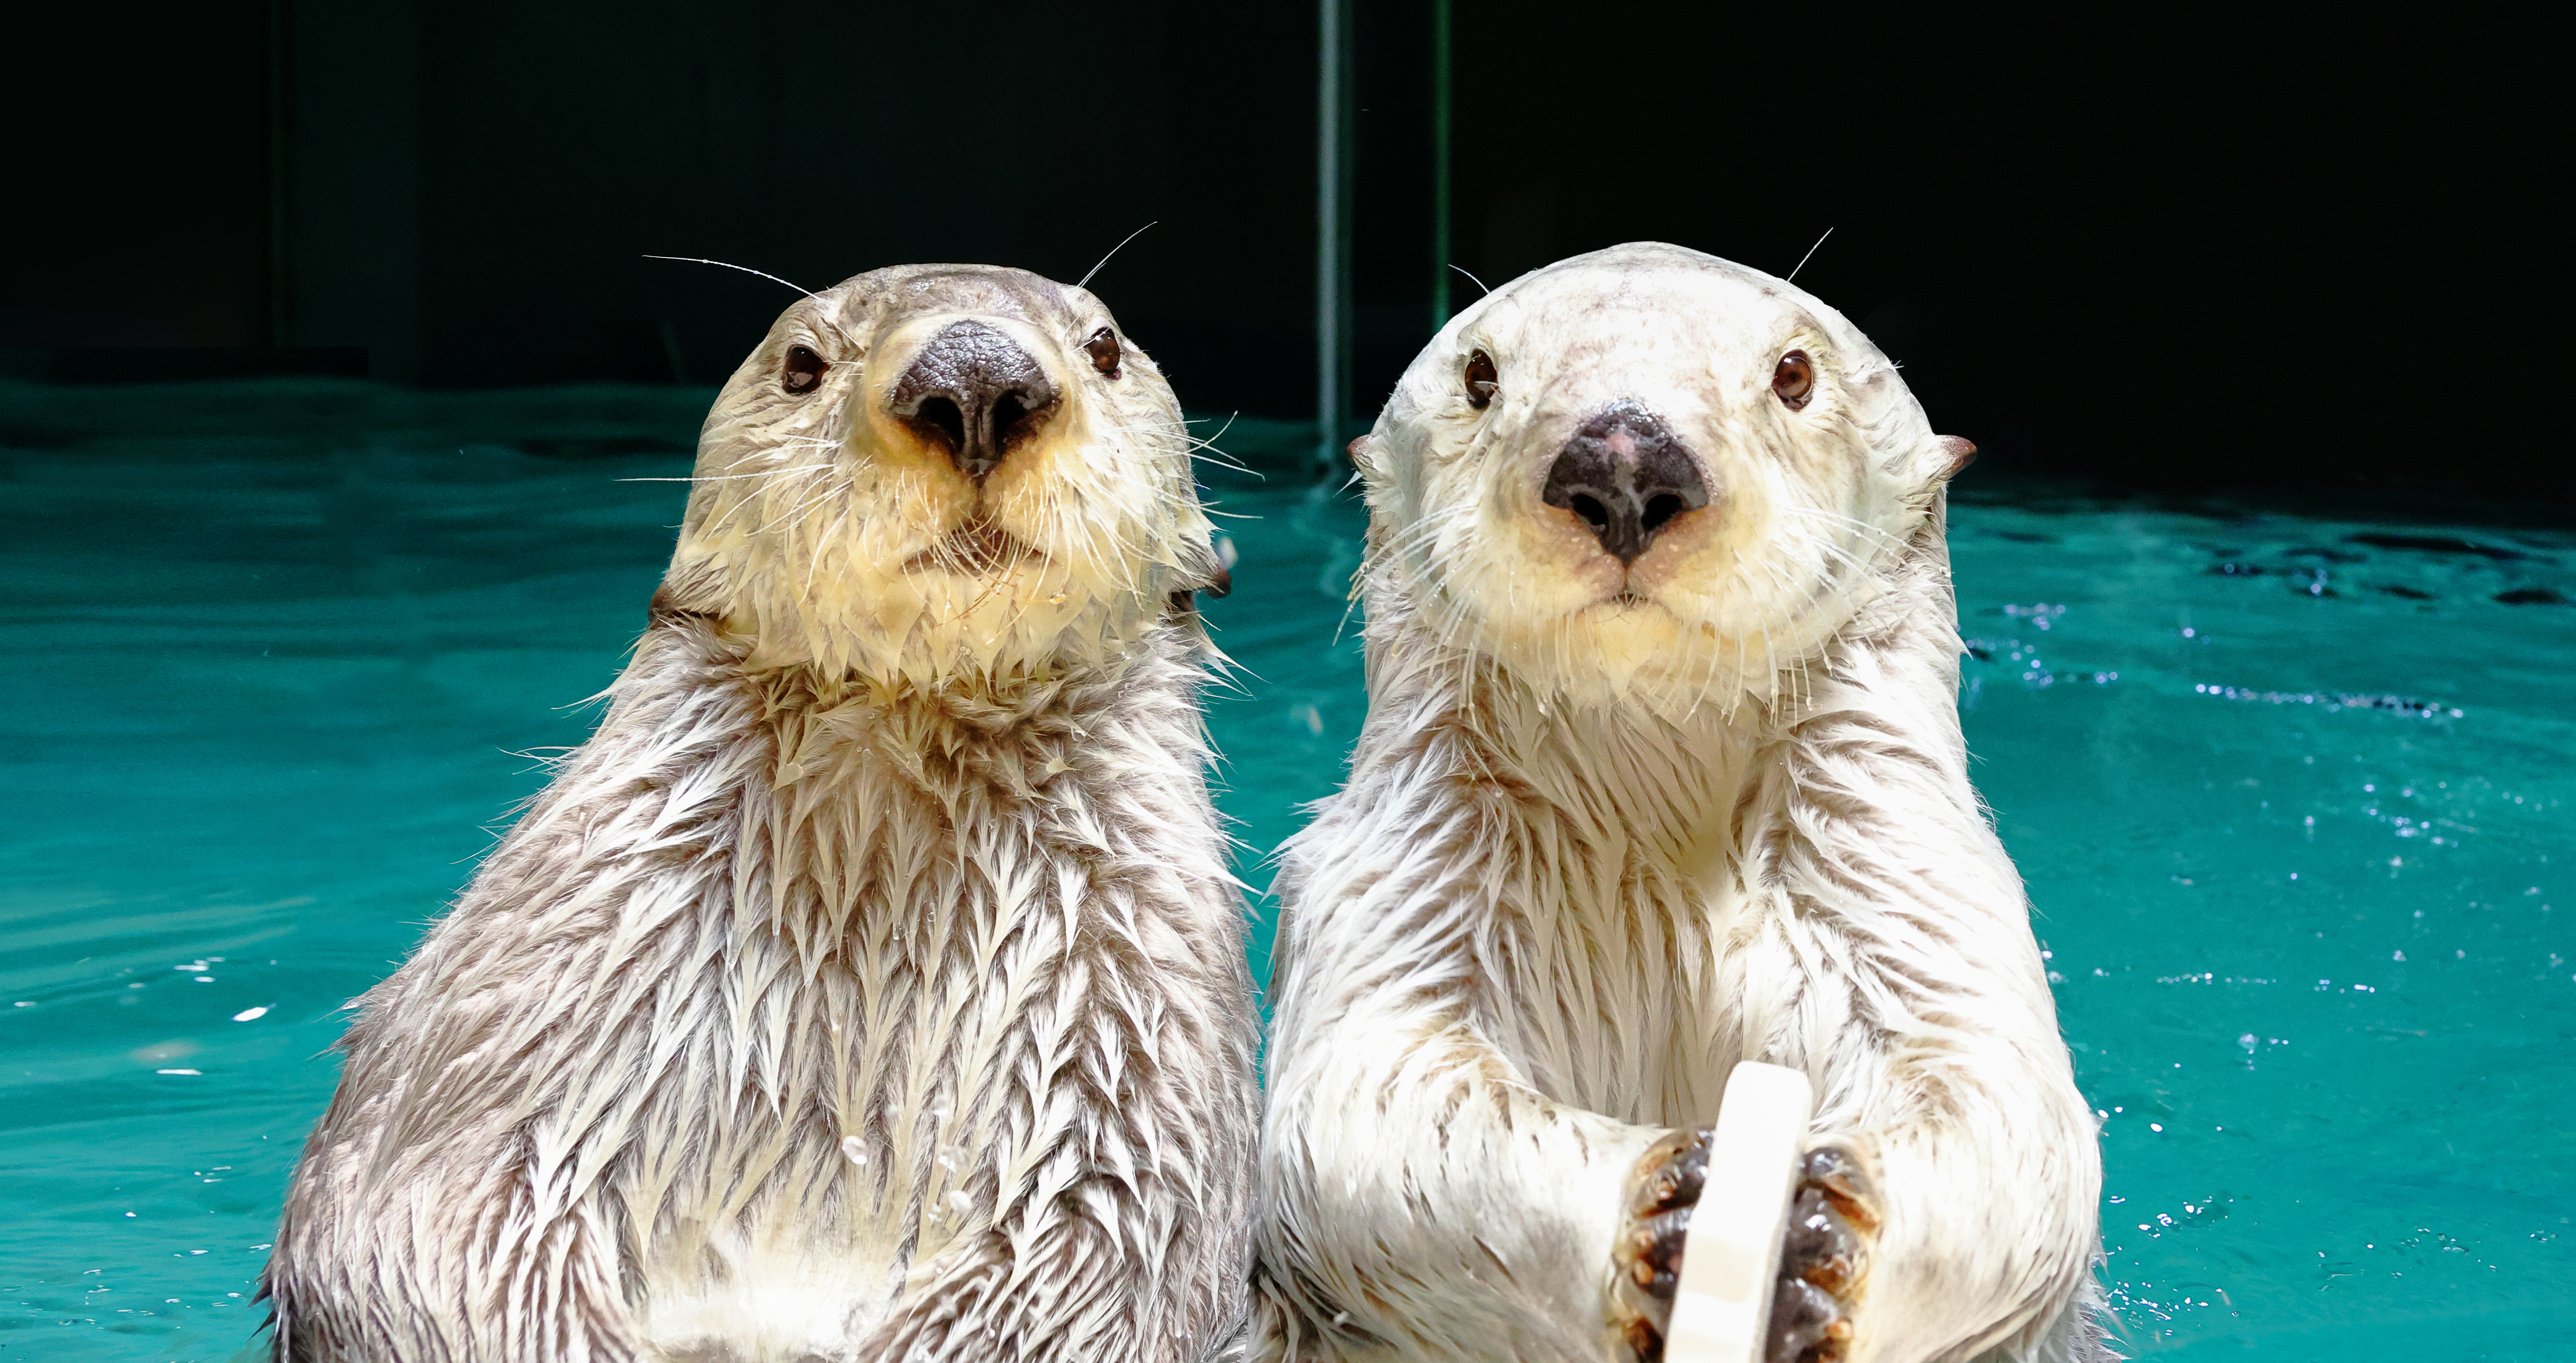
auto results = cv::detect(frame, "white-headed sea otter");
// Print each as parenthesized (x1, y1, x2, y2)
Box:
(1255, 244, 2108, 1363)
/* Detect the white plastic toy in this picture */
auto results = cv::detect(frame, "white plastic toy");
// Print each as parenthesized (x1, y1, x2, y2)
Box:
(1663, 1062, 1817, 1363)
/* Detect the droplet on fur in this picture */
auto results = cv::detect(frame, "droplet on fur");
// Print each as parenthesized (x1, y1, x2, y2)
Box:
(947, 1189, 974, 1219)
(840, 1136, 867, 1167)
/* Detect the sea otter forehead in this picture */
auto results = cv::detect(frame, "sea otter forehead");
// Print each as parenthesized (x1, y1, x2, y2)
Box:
(1451, 244, 1872, 404)
(806, 263, 1110, 343)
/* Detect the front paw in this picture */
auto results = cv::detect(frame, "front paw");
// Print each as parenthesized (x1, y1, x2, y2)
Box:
(1613, 1137, 1880, 1363)
(1765, 1146, 1879, 1363)
(1613, 1128, 1707, 1361)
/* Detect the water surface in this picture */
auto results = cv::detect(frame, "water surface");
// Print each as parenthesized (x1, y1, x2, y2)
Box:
(3, 381, 2569, 1359)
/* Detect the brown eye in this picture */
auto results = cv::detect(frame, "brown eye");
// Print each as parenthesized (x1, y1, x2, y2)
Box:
(1772, 350, 1814, 409)
(782, 343, 828, 395)
(1463, 350, 1498, 409)
(1085, 327, 1121, 378)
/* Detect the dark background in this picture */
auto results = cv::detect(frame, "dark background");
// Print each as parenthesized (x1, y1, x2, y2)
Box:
(1, 4, 2552, 504)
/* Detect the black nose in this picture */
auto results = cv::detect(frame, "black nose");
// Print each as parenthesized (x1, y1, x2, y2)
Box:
(889, 320, 1059, 478)
(1540, 402, 1710, 563)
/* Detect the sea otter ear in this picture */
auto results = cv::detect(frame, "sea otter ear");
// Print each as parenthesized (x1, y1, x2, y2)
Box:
(649, 557, 731, 630)
(1344, 433, 1396, 487)
(1894, 434, 1977, 488)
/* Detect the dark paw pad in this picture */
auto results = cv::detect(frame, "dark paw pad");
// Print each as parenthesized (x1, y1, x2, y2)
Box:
(1764, 1147, 1879, 1363)
(1764, 1277, 1845, 1362)
(1616, 1128, 1713, 1361)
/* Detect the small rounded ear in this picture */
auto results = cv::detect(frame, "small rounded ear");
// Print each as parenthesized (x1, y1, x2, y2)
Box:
(1174, 532, 1233, 598)
(1936, 435, 1977, 478)
(1884, 434, 1978, 488)
(1346, 433, 1384, 479)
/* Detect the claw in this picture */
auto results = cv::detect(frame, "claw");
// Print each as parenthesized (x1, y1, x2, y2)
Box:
(1798, 1147, 1879, 1231)
(1627, 1316, 1667, 1363)
(1633, 1130, 1711, 1217)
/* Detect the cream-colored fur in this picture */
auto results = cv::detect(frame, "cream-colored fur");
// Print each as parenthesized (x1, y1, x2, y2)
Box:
(1255, 244, 2107, 1363)
(266, 266, 1257, 1362)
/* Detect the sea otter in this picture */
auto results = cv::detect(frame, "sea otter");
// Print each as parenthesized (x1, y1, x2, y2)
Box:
(266, 264, 1257, 1362)
(1254, 244, 2107, 1363)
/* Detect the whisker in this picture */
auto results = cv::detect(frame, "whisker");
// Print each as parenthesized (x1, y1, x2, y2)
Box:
(645, 255, 818, 299)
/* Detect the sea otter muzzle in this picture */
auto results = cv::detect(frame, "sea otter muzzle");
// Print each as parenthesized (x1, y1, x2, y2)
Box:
(890, 319, 1060, 479)
(1540, 401, 1710, 563)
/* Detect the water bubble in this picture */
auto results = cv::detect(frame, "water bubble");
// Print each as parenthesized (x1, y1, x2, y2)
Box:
(231, 1006, 268, 1022)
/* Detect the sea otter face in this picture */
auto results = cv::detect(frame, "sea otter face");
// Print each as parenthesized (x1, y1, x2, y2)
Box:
(1358, 242, 1964, 708)
(668, 264, 1218, 682)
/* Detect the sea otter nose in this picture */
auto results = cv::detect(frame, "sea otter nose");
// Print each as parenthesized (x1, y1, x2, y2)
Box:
(1540, 402, 1710, 563)
(889, 320, 1060, 479)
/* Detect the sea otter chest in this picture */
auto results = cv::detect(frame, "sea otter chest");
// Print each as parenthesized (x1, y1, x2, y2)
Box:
(1467, 879, 1757, 1133)
(1446, 725, 1763, 1133)
(622, 749, 1102, 1359)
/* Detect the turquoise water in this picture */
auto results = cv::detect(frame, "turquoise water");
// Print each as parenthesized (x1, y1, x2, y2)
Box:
(3, 381, 2570, 1360)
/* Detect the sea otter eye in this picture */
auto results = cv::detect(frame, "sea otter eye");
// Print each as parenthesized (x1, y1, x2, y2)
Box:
(782, 344, 829, 395)
(1463, 350, 1498, 409)
(1084, 327, 1122, 378)
(1772, 350, 1814, 409)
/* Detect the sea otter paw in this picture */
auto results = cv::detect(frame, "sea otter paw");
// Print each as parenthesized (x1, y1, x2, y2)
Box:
(1764, 1145, 1880, 1363)
(1613, 1127, 1711, 1362)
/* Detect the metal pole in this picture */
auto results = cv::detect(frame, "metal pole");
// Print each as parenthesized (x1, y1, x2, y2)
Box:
(1316, 0, 1347, 471)
(1430, 0, 1452, 333)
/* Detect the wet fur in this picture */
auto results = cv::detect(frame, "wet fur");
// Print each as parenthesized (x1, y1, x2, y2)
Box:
(266, 266, 1257, 1362)
(1254, 245, 2109, 1363)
